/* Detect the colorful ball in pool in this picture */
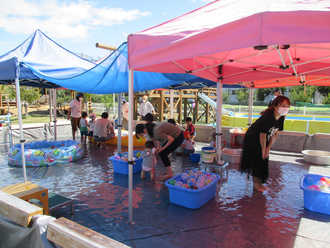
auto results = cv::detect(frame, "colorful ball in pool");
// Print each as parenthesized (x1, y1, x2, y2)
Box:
(195, 171, 202, 177)
(188, 178, 197, 184)
(182, 184, 189, 189)
(175, 181, 183, 187)
(136, 152, 141, 158)
(197, 183, 204, 189)
(188, 170, 194, 176)
(190, 174, 197, 180)
(211, 174, 217, 180)
(188, 181, 195, 187)
(307, 185, 320, 191)
(114, 155, 120, 160)
(303, 176, 314, 186)
(181, 173, 189, 181)
(317, 180, 327, 187)
(168, 179, 176, 185)
(204, 179, 212, 185)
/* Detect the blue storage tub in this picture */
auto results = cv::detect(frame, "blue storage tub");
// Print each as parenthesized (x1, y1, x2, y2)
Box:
(190, 153, 201, 163)
(165, 170, 220, 209)
(109, 151, 143, 175)
(300, 173, 330, 215)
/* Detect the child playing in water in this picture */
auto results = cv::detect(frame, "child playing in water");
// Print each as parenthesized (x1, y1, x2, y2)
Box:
(185, 117, 196, 140)
(180, 136, 195, 155)
(80, 112, 89, 143)
(141, 141, 157, 180)
(88, 113, 97, 143)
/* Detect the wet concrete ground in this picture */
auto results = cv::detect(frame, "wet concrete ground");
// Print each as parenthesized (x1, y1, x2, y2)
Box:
(1, 141, 330, 248)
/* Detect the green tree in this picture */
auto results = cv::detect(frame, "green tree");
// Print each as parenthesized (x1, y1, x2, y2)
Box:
(101, 94, 114, 113)
(322, 93, 330, 104)
(256, 88, 272, 101)
(222, 91, 230, 103)
(316, 86, 330, 97)
(56, 90, 71, 102)
(289, 85, 316, 105)
(235, 89, 249, 104)
(10, 87, 41, 118)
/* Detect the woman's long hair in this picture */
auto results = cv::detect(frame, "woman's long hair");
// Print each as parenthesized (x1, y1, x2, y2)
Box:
(260, 95, 291, 115)
(135, 123, 156, 139)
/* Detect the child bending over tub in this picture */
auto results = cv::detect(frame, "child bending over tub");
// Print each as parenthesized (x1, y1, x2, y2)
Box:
(141, 141, 157, 180)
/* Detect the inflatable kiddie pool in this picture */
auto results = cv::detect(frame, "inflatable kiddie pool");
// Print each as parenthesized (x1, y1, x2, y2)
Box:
(8, 140, 84, 167)
(93, 129, 147, 147)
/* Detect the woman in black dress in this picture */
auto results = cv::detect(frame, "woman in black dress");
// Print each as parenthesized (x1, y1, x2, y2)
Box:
(240, 96, 290, 192)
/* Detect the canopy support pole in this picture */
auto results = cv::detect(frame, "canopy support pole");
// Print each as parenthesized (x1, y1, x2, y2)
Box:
(49, 89, 52, 123)
(248, 88, 253, 126)
(52, 88, 57, 141)
(216, 79, 223, 163)
(113, 94, 116, 119)
(15, 67, 27, 181)
(128, 69, 134, 225)
(170, 90, 174, 119)
(117, 93, 122, 154)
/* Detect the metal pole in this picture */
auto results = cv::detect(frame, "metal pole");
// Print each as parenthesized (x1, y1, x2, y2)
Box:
(113, 93, 116, 118)
(15, 68, 27, 181)
(128, 69, 134, 225)
(248, 88, 253, 126)
(216, 80, 223, 163)
(117, 93, 122, 154)
(170, 90, 174, 119)
(52, 88, 57, 141)
(49, 88, 52, 123)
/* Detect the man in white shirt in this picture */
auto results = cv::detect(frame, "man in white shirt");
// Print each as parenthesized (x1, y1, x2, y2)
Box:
(67, 93, 84, 140)
(138, 95, 155, 120)
(93, 112, 115, 147)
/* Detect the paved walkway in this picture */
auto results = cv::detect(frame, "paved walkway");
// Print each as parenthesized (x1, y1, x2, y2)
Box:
(1, 142, 330, 248)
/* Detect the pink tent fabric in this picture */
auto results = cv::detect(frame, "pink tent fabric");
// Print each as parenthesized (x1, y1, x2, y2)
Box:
(128, 0, 330, 85)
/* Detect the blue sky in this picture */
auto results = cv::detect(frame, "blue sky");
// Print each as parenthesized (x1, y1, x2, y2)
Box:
(0, 0, 213, 60)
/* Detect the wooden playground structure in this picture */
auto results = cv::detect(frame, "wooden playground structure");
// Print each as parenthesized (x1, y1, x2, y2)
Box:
(134, 88, 219, 124)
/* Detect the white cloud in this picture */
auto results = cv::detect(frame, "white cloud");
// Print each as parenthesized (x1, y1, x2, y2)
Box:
(0, 0, 151, 40)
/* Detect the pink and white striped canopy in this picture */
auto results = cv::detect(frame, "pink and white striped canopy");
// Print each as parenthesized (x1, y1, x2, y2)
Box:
(128, 0, 330, 86)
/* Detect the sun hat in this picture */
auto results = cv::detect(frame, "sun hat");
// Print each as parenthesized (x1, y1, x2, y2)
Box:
(76, 92, 84, 98)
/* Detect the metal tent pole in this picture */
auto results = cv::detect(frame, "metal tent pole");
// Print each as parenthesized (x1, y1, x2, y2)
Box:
(248, 88, 254, 126)
(52, 88, 57, 140)
(117, 93, 122, 154)
(170, 89, 174, 119)
(49, 88, 52, 123)
(14, 65, 27, 181)
(216, 80, 223, 163)
(128, 69, 134, 225)
(113, 94, 116, 118)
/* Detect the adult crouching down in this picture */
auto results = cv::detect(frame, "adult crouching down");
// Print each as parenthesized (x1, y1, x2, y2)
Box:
(136, 122, 184, 177)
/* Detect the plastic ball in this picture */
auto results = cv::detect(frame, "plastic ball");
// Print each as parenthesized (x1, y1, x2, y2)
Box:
(197, 183, 204, 189)
(188, 181, 195, 187)
(320, 177, 328, 182)
(211, 175, 217, 180)
(204, 179, 212, 185)
(317, 180, 327, 187)
(190, 174, 197, 180)
(168, 179, 176, 185)
(175, 181, 183, 187)
(182, 184, 190, 189)
(136, 152, 141, 158)
(181, 173, 189, 181)
(188, 170, 194, 176)
(137, 138, 143, 143)
(114, 155, 120, 160)
(190, 185, 198, 190)
(309, 185, 320, 191)
(326, 179, 330, 186)
(206, 173, 211, 177)
(303, 176, 314, 187)
(188, 178, 197, 184)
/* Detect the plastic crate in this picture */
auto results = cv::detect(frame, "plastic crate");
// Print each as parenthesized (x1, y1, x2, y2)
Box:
(300, 173, 330, 215)
(165, 170, 220, 209)
(109, 151, 143, 175)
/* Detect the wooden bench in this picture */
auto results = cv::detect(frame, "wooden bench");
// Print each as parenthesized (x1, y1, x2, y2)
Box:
(47, 217, 129, 248)
(0, 190, 43, 227)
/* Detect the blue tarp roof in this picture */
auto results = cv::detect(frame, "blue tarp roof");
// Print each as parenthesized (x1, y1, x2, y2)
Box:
(0, 30, 95, 88)
(0, 30, 242, 93)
